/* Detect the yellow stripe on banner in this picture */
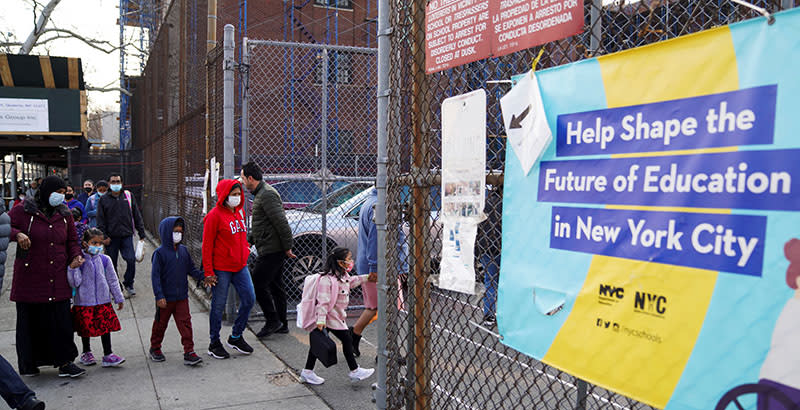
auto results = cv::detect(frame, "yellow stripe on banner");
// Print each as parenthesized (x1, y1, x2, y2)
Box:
(606, 205, 731, 215)
(39, 56, 55, 88)
(543, 26, 741, 408)
(611, 146, 738, 159)
(597, 26, 739, 108)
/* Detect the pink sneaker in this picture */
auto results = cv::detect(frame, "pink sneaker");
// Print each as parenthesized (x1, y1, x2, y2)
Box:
(79, 352, 96, 366)
(101, 354, 126, 367)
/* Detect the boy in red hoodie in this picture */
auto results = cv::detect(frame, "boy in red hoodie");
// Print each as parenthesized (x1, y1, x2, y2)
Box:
(202, 179, 256, 359)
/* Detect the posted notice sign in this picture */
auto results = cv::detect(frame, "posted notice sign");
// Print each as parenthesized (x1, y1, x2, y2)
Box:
(425, 0, 583, 74)
(0, 98, 49, 133)
(498, 8, 800, 410)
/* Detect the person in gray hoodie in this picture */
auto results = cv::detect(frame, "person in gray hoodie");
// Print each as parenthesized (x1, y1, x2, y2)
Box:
(0, 200, 9, 293)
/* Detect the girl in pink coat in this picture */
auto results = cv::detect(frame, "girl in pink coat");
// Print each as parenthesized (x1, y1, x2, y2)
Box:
(300, 247, 376, 385)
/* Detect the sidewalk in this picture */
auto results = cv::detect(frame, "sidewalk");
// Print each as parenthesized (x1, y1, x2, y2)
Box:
(0, 242, 330, 410)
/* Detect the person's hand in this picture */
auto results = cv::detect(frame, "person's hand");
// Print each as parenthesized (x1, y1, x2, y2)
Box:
(16, 233, 31, 250)
(368, 272, 378, 282)
(103, 237, 111, 246)
(316, 324, 325, 331)
(203, 276, 217, 287)
(156, 298, 167, 309)
(69, 255, 84, 269)
(285, 249, 297, 259)
(117, 302, 124, 310)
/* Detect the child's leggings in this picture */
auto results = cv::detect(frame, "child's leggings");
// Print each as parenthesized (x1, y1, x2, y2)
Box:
(304, 328, 357, 371)
(82, 333, 112, 356)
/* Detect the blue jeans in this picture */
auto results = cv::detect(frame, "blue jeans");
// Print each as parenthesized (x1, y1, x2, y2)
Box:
(107, 236, 136, 288)
(209, 267, 256, 342)
(480, 255, 500, 317)
(0, 354, 34, 409)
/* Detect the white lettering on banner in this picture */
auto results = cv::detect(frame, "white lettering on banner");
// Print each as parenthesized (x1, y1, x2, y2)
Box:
(690, 223, 759, 267)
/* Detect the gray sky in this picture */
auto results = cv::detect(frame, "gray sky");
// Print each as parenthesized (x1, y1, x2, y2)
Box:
(1, 0, 145, 113)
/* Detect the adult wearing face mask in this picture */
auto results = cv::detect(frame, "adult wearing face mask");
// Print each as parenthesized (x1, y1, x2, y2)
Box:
(202, 179, 256, 360)
(77, 179, 94, 206)
(8, 175, 86, 378)
(85, 180, 108, 228)
(96, 173, 147, 296)
(64, 185, 87, 224)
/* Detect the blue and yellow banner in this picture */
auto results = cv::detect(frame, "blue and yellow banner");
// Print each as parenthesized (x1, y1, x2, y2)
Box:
(499, 8, 800, 409)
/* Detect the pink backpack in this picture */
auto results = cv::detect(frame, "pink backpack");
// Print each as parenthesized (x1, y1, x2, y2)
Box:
(296, 274, 340, 331)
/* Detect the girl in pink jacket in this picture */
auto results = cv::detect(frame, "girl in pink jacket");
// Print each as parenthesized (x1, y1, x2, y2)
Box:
(300, 247, 376, 385)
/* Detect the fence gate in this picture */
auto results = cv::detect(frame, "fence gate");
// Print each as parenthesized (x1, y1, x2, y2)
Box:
(244, 40, 378, 308)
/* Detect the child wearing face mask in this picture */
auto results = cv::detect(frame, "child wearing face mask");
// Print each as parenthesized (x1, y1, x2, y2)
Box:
(148, 217, 205, 366)
(67, 228, 126, 368)
(298, 246, 377, 385)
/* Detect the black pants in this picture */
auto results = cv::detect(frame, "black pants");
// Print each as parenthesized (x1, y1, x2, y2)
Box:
(82, 334, 112, 356)
(305, 328, 358, 371)
(15, 301, 78, 372)
(0, 354, 35, 409)
(251, 252, 287, 325)
(107, 236, 136, 288)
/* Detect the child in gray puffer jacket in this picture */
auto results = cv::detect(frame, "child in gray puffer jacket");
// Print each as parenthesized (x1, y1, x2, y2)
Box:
(68, 227, 126, 368)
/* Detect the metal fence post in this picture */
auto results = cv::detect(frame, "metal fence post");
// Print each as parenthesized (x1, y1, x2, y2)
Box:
(576, 379, 588, 410)
(241, 37, 250, 165)
(223, 24, 237, 324)
(320, 48, 329, 258)
(223, 24, 235, 179)
(590, 0, 602, 55)
(374, 0, 391, 403)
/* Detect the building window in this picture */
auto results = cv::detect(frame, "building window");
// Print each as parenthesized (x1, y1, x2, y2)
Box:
(314, 0, 352, 9)
(315, 52, 352, 85)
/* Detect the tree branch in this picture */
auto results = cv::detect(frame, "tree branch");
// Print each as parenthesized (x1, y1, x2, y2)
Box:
(86, 85, 132, 96)
(19, 0, 61, 54)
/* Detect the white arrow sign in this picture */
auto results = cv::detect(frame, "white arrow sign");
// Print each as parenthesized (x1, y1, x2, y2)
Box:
(500, 71, 553, 176)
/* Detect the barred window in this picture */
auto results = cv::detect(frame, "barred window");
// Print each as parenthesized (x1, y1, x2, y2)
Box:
(314, 0, 352, 9)
(315, 52, 352, 84)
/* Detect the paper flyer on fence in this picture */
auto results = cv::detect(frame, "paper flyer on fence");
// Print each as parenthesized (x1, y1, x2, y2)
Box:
(439, 89, 487, 295)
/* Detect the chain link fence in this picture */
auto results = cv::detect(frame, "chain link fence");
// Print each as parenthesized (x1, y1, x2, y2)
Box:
(382, 0, 798, 409)
(244, 40, 378, 308)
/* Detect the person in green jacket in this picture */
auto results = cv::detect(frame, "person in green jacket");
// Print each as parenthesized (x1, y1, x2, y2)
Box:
(240, 162, 296, 338)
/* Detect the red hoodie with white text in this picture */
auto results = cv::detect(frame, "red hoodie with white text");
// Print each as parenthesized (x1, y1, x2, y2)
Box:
(202, 179, 250, 277)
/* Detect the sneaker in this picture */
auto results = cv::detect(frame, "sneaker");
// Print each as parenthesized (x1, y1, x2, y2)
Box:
(348, 366, 375, 382)
(482, 314, 496, 327)
(299, 369, 325, 385)
(79, 351, 96, 366)
(125, 286, 136, 296)
(18, 396, 45, 410)
(183, 351, 203, 366)
(227, 335, 254, 355)
(275, 323, 289, 334)
(20, 368, 39, 377)
(58, 362, 86, 378)
(149, 348, 166, 362)
(207, 340, 230, 359)
(256, 321, 283, 338)
(102, 354, 125, 367)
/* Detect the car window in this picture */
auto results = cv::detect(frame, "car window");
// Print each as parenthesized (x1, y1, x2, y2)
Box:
(304, 182, 371, 214)
(346, 198, 367, 219)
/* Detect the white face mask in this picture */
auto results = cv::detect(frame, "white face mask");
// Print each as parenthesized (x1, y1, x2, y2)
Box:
(172, 232, 182, 244)
(49, 192, 65, 207)
(227, 195, 241, 208)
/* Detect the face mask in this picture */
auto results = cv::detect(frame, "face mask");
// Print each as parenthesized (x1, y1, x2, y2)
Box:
(49, 192, 65, 207)
(87, 245, 103, 255)
(173, 232, 183, 244)
(97, 191, 106, 196)
(110, 184, 122, 192)
(65, 193, 74, 200)
(84, 187, 93, 194)
(227, 195, 241, 208)
(343, 260, 354, 272)
(18, 195, 24, 200)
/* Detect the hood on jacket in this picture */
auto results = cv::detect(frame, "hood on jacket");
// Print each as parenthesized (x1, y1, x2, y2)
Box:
(158, 216, 184, 249)
(215, 179, 243, 211)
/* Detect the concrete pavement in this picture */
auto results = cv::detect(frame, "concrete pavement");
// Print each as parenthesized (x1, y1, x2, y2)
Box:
(0, 242, 331, 410)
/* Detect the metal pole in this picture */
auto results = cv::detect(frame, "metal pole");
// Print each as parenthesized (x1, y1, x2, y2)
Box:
(223, 24, 235, 179)
(374, 0, 390, 402)
(576, 379, 588, 410)
(320, 48, 329, 258)
(9, 157, 17, 203)
(241, 37, 250, 164)
(590, 0, 602, 56)
(781, 0, 792, 9)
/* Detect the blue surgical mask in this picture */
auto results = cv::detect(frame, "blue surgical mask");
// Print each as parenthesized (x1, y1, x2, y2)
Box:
(110, 184, 122, 192)
(97, 191, 105, 196)
(48, 192, 65, 207)
(87, 245, 103, 255)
